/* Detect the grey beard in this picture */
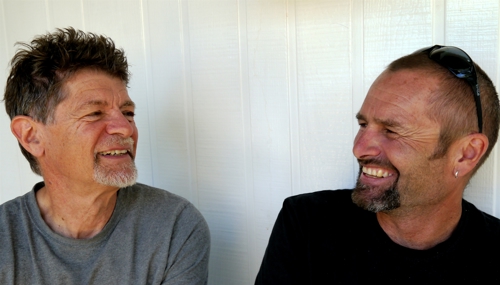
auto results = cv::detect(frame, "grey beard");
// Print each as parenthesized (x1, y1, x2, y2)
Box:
(93, 158, 138, 188)
(352, 179, 401, 213)
(93, 136, 137, 188)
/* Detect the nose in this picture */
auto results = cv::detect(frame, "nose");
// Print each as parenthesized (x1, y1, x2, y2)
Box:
(105, 110, 135, 138)
(353, 128, 382, 160)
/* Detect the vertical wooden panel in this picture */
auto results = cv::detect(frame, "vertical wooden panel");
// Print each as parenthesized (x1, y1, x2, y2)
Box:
(363, 0, 432, 84)
(446, 0, 499, 215)
(0, 0, 6, 79)
(1, 0, 51, 201)
(431, 0, 445, 44)
(46, 0, 84, 29)
(186, 0, 248, 283)
(286, 0, 300, 197)
(245, 0, 290, 277)
(494, 145, 500, 216)
(142, 0, 196, 202)
(495, 5, 500, 217)
(2, 0, 49, 37)
(237, 0, 255, 280)
(0, 0, 21, 202)
(351, 0, 365, 179)
(295, 0, 354, 193)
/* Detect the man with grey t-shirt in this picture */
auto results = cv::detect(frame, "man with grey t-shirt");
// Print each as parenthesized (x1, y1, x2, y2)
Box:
(0, 27, 210, 284)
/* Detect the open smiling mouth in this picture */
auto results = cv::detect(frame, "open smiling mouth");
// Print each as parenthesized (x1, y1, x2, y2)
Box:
(362, 166, 393, 178)
(99, 150, 129, 156)
(96, 149, 134, 160)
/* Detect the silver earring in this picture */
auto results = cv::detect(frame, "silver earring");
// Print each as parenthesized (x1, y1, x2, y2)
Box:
(454, 170, 459, 178)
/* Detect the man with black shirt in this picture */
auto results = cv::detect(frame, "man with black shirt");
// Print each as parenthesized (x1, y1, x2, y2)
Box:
(256, 46, 500, 284)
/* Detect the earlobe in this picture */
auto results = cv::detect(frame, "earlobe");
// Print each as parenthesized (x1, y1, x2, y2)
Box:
(454, 134, 488, 177)
(11, 116, 44, 157)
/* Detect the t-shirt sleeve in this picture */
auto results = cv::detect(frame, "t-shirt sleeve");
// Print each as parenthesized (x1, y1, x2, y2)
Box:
(161, 203, 211, 285)
(255, 197, 307, 285)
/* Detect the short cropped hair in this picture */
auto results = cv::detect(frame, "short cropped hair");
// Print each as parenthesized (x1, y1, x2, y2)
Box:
(3, 27, 130, 175)
(387, 51, 500, 173)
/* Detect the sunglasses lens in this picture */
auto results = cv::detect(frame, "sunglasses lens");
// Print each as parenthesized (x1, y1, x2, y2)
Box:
(429, 47, 474, 79)
(415, 45, 482, 133)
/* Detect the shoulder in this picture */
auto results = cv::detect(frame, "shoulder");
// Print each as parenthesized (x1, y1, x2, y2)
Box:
(0, 182, 44, 225)
(463, 199, 500, 236)
(0, 195, 23, 213)
(283, 189, 355, 212)
(286, 189, 353, 203)
(121, 183, 195, 212)
(0, 192, 31, 224)
(118, 183, 209, 232)
(277, 189, 363, 230)
(0, 192, 35, 257)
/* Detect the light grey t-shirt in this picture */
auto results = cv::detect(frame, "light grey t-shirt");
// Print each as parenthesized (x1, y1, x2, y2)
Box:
(0, 182, 210, 285)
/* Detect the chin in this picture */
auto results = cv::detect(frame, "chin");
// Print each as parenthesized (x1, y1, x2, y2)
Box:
(93, 162, 138, 188)
(352, 181, 401, 213)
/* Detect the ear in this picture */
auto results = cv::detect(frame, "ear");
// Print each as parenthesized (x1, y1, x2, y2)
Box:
(453, 133, 488, 177)
(10, 115, 45, 157)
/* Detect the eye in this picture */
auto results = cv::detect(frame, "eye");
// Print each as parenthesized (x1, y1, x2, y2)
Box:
(384, 128, 400, 138)
(357, 121, 367, 128)
(88, 110, 103, 117)
(123, 111, 135, 121)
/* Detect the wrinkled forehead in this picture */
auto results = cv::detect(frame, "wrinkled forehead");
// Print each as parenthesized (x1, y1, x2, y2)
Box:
(366, 69, 441, 105)
(59, 69, 130, 104)
(359, 69, 443, 123)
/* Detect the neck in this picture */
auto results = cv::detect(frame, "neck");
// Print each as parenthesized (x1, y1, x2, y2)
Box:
(376, 198, 462, 250)
(35, 181, 119, 239)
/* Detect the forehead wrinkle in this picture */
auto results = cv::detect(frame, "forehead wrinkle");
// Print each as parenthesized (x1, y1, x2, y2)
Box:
(79, 100, 109, 108)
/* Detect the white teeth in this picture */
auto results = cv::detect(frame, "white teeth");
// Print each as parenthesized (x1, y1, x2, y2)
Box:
(364, 167, 371, 175)
(100, 150, 128, 156)
(362, 166, 392, 178)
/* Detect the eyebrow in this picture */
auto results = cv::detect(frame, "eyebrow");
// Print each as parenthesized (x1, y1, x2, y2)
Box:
(356, 112, 404, 129)
(355, 112, 365, 121)
(79, 100, 136, 109)
(121, 100, 136, 108)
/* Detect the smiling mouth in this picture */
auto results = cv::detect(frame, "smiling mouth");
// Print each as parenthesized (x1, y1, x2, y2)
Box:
(98, 149, 131, 157)
(362, 166, 393, 178)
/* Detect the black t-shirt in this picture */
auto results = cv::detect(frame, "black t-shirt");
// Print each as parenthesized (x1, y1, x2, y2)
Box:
(255, 190, 500, 284)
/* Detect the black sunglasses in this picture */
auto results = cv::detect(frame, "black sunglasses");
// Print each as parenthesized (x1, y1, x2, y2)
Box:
(414, 45, 482, 133)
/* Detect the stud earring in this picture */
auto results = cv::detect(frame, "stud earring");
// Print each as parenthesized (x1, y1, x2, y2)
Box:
(454, 170, 459, 178)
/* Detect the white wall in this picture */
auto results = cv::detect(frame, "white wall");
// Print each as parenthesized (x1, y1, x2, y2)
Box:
(0, 0, 499, 284)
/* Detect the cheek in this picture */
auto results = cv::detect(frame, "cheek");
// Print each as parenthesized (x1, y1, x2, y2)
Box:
(398, 138, 439, 160)
(388, 142, 433, 174)
(382, 141, 410, 167)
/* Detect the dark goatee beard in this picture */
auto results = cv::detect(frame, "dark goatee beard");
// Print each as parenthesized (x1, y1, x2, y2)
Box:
(351, 173, 401, 213)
